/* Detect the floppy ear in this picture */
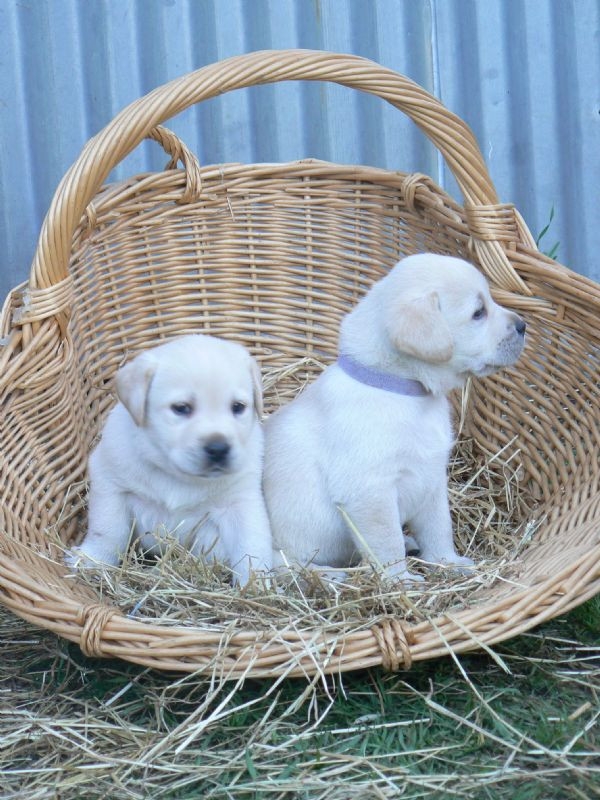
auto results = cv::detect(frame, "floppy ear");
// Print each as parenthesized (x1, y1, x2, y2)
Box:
(385, 291, 454, 364)
(115, 353, 157, 426)
(249, 356, 264, 419)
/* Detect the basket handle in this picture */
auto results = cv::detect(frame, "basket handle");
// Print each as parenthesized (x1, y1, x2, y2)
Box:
(30, 49, 533, 303)
(145, 125, 204, 203)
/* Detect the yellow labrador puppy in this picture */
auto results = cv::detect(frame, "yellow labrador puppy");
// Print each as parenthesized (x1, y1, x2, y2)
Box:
(264, 254, 526, 582)
(68, 334, 272, 585)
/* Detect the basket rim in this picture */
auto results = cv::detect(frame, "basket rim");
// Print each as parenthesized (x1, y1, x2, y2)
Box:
(1, 537, 600, 677)
(5, 152, 600, 348)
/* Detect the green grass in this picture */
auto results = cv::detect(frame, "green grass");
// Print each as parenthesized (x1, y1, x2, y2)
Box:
(536, 206, 561, 260)
(1, 598, 598, 799)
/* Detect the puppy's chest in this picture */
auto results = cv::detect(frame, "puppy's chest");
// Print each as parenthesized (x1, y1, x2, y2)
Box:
(345, 394, 453, 460)
(336, 393, 453, 492)
(385, 407, 452, 516)
(127, 490, 205, 536)
(126, 471, 219, 531)
(390, 414, 452, 475)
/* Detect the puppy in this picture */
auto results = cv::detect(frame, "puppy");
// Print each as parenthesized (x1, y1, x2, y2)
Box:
(68, 334, 272, 585)
(263, 254, 526, 582)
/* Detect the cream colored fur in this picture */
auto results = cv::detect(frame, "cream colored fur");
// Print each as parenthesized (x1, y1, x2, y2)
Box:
(263, 254, 526, 582)
(67, 334, 272, 585)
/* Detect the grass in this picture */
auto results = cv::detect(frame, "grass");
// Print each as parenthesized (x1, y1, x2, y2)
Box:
(1, 598, 598, 799)
(536, 206, 560, 260)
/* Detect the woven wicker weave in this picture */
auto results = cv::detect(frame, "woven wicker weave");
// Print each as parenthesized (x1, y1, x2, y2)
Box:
(1, 50, 600, 678)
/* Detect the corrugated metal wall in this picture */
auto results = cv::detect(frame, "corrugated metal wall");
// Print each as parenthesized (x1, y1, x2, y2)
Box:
(0, 0, 598, 302)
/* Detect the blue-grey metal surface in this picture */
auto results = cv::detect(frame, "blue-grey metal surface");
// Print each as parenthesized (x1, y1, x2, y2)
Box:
(0, 0, 598, 303)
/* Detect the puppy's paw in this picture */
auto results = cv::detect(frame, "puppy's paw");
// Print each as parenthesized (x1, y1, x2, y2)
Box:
(239, 565, 285, 592)
(384, 561, 425, 585)
(396, 571, 425, 585)
(314, 568, 349, 584)
(444, 555, 476, 576)
(64, 549, 79, 569)
(403, 534, 421, 557)
(423, 554, 476, 576)
(231, 556, 274, 588)
(64, 545, 119, 570)
(448, 555, 475, 568)
(64, 547, 95, 570)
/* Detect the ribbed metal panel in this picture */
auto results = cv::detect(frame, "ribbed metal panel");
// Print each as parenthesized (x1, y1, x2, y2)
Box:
(433, 0, 600, 279)
(0, 0, 598, 302)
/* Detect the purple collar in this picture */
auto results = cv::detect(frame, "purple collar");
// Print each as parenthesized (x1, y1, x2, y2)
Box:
(337, 354, 430, 397)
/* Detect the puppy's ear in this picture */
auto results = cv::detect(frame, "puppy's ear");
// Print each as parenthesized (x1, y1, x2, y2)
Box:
(249, 357, 264, 418)
(386, 291, 454, 364)
(115, 353, 157, 426)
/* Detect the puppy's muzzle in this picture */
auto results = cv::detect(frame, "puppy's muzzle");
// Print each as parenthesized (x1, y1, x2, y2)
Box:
(495, 314, 527, 368)
(203, 436, 231, 469)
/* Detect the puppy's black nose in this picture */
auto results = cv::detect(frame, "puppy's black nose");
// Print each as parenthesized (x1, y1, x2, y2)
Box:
(515, 318, 526, 336)
(204, 438, 231, 464)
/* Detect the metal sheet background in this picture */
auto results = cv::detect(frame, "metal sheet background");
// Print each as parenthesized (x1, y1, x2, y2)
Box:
(0, 0, 598, 301)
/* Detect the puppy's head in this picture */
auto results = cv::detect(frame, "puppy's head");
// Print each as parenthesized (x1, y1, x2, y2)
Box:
(344, 254, 526, 392)
(386, 255, 526, 383)
(116, 334, 263, 477)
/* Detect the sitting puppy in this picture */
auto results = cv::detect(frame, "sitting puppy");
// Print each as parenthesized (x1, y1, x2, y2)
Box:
(68, 334, 272, 585)
(263, 254, 526, 582)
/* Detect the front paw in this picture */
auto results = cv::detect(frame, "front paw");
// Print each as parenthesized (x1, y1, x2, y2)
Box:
(403, 533, 421, 557)
(64, 543, 120, 570)
(448, 555, 475, 568)
(64, 547, 97, 570)
(64, 548, 80, 569)
(384, 560, 425, 585)
(422, 553, 475, 575)
(231, 552, 273, 587)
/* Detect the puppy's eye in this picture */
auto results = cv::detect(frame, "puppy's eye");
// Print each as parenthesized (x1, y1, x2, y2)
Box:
(231, 401, 247, 416)
(171, 402, 193, 417)
(472, 306, 487, 321)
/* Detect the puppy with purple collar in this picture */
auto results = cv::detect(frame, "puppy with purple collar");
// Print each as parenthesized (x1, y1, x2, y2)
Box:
(263, 254, 526, 582)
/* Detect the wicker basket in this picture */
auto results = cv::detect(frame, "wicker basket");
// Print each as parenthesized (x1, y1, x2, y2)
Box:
(1, 49, 600, 678)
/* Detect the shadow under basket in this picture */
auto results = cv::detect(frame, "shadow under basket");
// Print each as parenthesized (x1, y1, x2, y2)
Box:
(1, 50, 600, 679)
